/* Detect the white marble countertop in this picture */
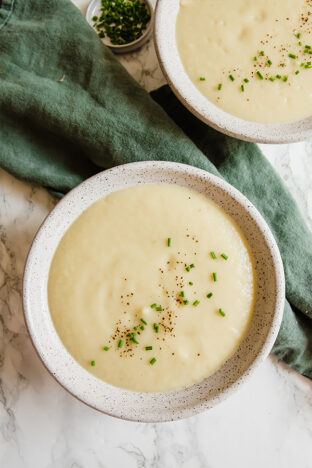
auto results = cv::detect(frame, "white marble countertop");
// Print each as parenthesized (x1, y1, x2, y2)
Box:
(1, 1, 312, 467)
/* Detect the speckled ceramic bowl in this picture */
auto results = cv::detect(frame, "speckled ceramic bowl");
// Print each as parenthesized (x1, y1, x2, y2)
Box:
(23, 162, 284, 422)
(154, 0, 312, 143)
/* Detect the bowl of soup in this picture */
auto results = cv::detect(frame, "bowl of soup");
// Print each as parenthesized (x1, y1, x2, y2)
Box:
(23, 161, 284, 421)
(154, 0, 312, 143)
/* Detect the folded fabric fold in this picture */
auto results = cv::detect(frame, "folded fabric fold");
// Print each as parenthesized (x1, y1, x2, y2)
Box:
(0, 0, 311, 378)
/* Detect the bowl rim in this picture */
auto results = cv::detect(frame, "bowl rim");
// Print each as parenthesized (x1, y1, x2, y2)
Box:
(86, 0, 154, 53)
(154, 0, 312, 144)
(23, 161, 285, 422)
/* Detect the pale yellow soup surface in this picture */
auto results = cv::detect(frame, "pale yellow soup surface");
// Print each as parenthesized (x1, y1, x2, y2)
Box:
(48, 184, 256, 393)
(176, 0, 312, 123)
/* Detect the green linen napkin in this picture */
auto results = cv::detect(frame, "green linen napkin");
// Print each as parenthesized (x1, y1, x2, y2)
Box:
(0, 0, 311, 378)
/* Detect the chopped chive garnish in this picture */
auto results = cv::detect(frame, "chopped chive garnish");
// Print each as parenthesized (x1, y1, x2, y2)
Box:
(276, 74, 281, 79)
(244, 78, 249, 83)
(167, 237, 172, 247)
(221, 253, 228, 260)
(140, 325, 145, 330)
(193, 300, 200, 306)
(219, 308, 226, 317)
(259, 50, 264, 56)
(199, 77, 206, 81)
(134, 326, 137, 331)
(280, 63, 285, 67)
(189, 281, 193, 286)
(145, 346, 152, 350)
(256, 71, 264, 80)
(305, 45, 311, 49)
(186, 266, 190, 272)
(210, 251, 217, 259)
(299, 41, 302, 46)
(150, 357, 157, 365)
(92, 15, 98, 21)
(118, 339, 123, 348)
(229, 74, 235, 81)
(253, 56, 258, 61)
(218, 83, 222, 90)
(92, 0, 151, 44)
(180, 291, 185, 297)
(305, 64, 312, 68)
(297, 33, 301, 38)
(156, 306, 162, 311)
(288, 53, 296, 59)
(300, 62, 305, 67)
(267, 59, 272, 65)
(140, 318, 147, 325)
(91, 360, 95, 366)
(153, 323, 159, 333)
(130, 334, 139, 344)
(151, 303, 157, 308)
(103, 346, 110, 351)
(207, 292, 213, 298)
(283, 76, 288, 82)
(213, 272, 217, 282)
(190, 263, 195, 269)
(269, 76, 275, 82)
(295, 70, 300, 74)
(184, 300, 189, 305)
(241, 84, 244, 92)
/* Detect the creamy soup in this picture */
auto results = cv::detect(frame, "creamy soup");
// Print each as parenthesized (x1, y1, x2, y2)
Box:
(176, 0, 312, 123)
(48, 184, 256, 392)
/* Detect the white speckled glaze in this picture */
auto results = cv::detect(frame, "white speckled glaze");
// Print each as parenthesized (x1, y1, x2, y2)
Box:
(154, 0, 312, 144)
(23, 161, 284, 422)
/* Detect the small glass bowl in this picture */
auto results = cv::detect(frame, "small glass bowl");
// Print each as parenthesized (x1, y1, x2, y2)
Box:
(86, 0, 154, 54)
